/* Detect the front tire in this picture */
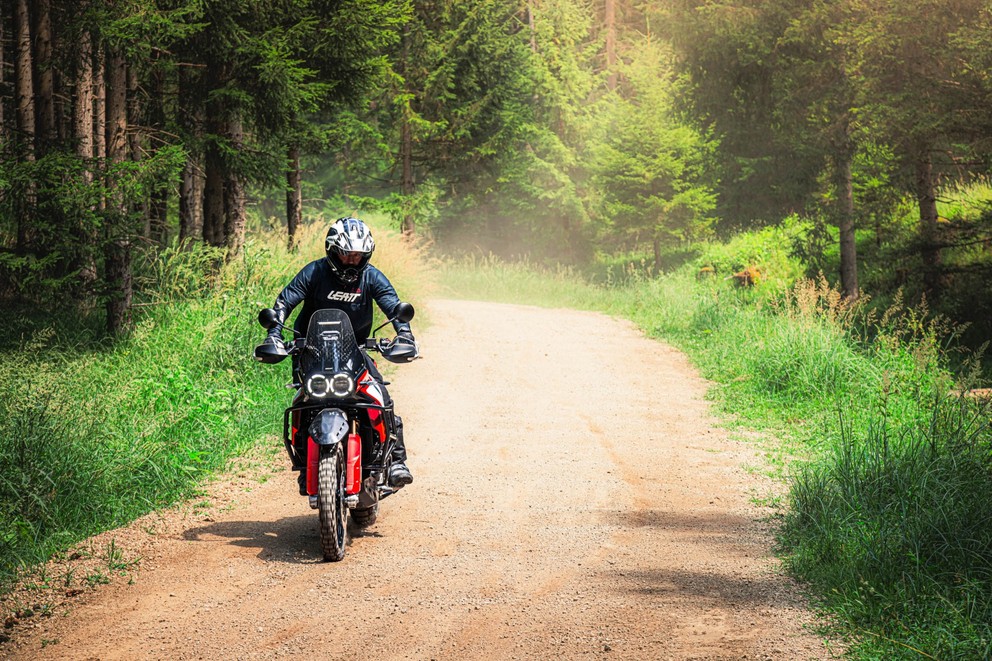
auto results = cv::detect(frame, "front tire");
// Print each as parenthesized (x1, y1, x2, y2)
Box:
(317, 445, 348, 561)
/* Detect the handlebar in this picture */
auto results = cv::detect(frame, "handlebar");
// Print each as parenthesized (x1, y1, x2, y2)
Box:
(275, 335, 413, 355)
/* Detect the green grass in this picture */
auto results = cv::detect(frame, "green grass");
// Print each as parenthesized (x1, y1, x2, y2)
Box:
(0, 242, 288, 582)
(441, 243, 992, 659)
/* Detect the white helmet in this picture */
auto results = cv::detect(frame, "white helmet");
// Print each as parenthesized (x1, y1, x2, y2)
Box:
(325, 217, 375, 283)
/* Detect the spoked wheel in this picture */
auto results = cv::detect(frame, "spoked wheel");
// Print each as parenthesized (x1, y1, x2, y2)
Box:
(317, 445, 348, 561)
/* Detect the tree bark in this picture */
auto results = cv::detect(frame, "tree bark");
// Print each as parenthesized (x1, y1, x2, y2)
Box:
(179, 154, 203, 244)
(127, 63, 152, 239)
(178, 74, 204, 246)
(605, 0, 618, 91)
(14, 0, 36, 249)
(150, 188, 168, 246)
(224, 115, 247, 260)
(286, 145, 302, 250)
(400, 26, 415, 237)
(93, 47, 106, 161)
(33, 0, 56, 154)
(13, 0, 35, 157)
(203, 142, 225, 247)
(527, 2, 537, 54)
(104, 48, 131, 335)
(400, 116, 415, 236)
(74, 28, 94, 171)
(74, 24, 97, 285)
(653, 233, 662, 274)
(105, 51, 127, 168)
(836, 142, 858, 300)
(915, 147, 942, 300)
(202, 62, 227, 247)
(0, 5, 5, 135)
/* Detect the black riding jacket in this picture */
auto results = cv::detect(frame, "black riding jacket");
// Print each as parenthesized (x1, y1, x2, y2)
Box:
(273, 259, 412, 343)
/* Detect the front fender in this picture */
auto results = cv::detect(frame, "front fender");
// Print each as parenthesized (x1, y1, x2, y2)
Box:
(308, 408, 350, 446)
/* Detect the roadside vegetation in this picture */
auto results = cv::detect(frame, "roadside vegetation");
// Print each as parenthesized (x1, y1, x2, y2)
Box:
(0, 217, 432, 589)
(441, 181, 992, 660)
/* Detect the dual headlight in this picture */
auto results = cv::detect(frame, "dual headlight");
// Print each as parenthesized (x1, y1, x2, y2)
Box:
(305, 373, 355, 399)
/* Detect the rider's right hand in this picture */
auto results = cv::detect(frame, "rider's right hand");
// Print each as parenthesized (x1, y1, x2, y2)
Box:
(264, 331, 285, 350)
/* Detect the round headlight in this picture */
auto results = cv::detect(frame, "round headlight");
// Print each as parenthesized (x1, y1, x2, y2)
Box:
(330, 373, 355, 397)
(306, 374, 330, 398)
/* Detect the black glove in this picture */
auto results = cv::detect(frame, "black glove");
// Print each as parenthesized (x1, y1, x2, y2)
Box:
(263, 331, 285, 349)
(266, 305, 288, 343)
(395, 330, 415, 345)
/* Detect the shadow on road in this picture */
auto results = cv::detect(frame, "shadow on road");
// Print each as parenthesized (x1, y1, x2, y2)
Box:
(596, 508, 800, 609)
(181, 515, 387, 564)
(182, 516, 325, 564)
(609, 567, 799, 608)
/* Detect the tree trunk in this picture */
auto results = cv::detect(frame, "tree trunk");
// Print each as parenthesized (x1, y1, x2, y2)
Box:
(837, 148, 858, 300)
(527, 2, 537, 54)
(150, 188, 168, 245)
(400, 114, 415, 236)
(653, 233, 662, 274)
(13, 0, 35, 149)
(286, 145, 302, 250)
(93, 44, 106, 211)
(0, 6, 5, 134)
(179, 154, 203, 244)
(74, 25, 97, 285)
(33, 0, 56, 154)
(14, 0, 36, 249)
(605, 0, 618, 91)
(74, 28, 94, 170)
(178, 78, 204, 245)
(104, 239, 132, 335)
(147, 67, 170, 246)
(399, 26, 415, 237)
(915, 148, 941, 300)
(202, 61, 228, 248)
(224, 115, 247, 260)
(104, 48, 131, 335)
(126, 63, 151, 239)
(203, 141, 225, 247)
(105, 51, 127, 170)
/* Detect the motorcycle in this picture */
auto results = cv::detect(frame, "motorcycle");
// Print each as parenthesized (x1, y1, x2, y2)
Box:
(254, 303, 418, 561)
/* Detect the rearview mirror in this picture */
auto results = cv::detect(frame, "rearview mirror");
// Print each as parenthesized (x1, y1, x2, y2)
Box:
(258, 308, 280, 330)
(393, 302, 415, 324)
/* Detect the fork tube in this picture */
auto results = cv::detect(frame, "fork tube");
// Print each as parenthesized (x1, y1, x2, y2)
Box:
(346, 419, 361, 495)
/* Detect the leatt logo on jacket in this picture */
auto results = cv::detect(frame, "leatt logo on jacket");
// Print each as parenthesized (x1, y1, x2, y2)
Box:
(328, 290, 361, 302)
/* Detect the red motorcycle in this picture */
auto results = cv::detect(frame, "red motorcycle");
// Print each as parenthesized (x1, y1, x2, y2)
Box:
(255, 303, 417, 561)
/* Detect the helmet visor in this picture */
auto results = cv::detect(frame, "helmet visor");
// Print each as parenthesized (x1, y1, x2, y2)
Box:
(338, 250, 366, 266)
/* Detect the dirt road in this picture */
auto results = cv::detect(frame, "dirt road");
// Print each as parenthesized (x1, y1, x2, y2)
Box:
(5, 299, 832, 659)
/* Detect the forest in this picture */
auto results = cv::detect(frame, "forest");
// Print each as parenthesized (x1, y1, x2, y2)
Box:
(2, 0, 992, 337)
(3, 0, 992, 657)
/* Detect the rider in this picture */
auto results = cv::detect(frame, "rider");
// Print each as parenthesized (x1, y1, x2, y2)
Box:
(262, 216, 416, 493)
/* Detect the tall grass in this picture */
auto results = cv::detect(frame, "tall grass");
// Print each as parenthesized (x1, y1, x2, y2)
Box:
(0, 217, 432, 585)
(443, 240, 992, 658)
(786, 392, 992, 659)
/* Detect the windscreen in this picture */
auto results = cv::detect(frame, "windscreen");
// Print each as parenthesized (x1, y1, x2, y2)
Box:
(299, 308, 365, 378)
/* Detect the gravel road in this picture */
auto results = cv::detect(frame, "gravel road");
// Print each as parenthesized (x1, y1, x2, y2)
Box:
(4, 299, 833, 660)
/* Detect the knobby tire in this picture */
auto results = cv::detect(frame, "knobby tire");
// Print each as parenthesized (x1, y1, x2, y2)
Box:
(317, 445, 348, 561)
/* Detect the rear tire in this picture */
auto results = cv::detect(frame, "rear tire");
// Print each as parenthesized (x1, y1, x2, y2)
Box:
(317, 446, 347, 561)
(350, 503, 378, 529)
